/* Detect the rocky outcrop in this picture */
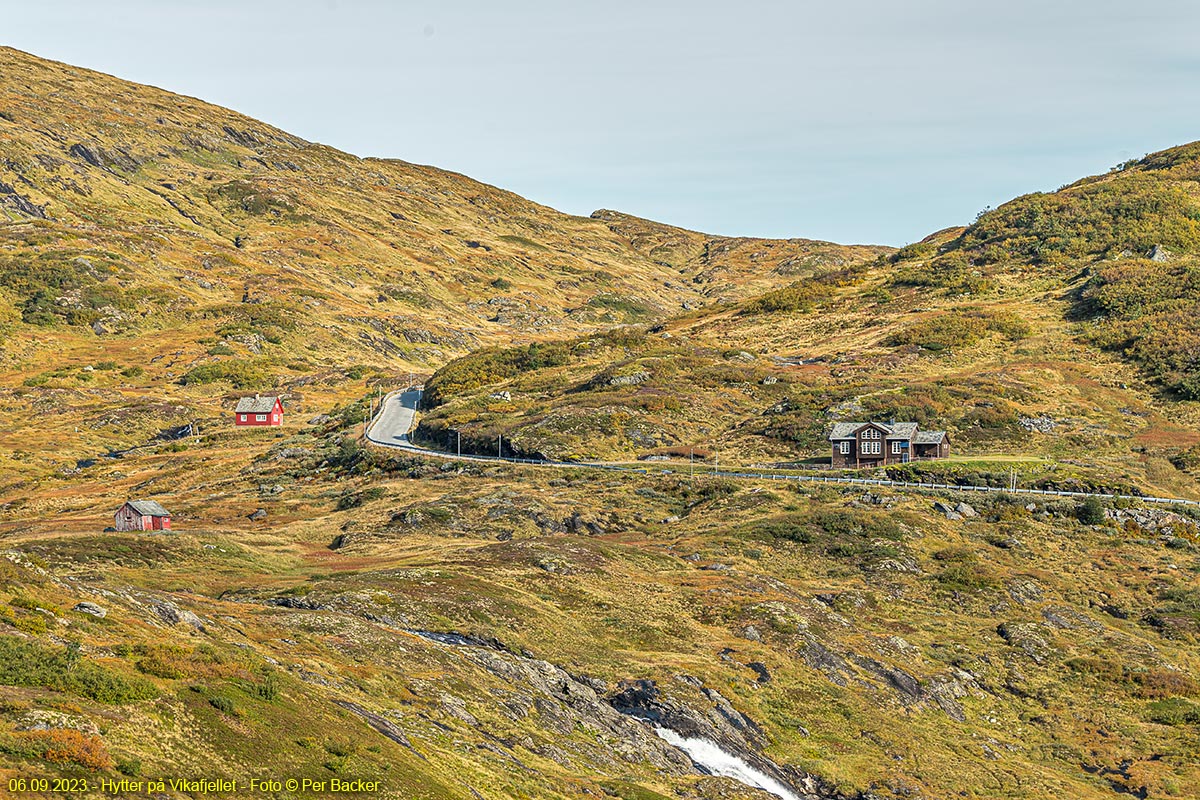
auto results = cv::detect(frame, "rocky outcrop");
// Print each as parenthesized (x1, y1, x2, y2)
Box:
(72, 601, 106, 618)
(0, 181, 48, 218)
(609, 677, 846, 799)
(432, 639, 694, 774)
(152, 599, 205, 630)
(997, 622, 1053, 664)
(1019, 416, 1057, 433)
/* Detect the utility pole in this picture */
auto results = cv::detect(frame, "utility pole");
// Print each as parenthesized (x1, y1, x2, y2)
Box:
(714, 445, 719, 475)
(498, 434, 502, 459)
(690, 448, 694, 479)
(457, 431, 461, 457)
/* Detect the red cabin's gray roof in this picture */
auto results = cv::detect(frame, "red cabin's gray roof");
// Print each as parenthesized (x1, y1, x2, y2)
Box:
(126, 500, 170, 517)
(235, 395, 280, 413)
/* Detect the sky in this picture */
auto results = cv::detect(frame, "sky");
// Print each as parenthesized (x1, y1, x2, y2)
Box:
(5, 1, 1200, 245)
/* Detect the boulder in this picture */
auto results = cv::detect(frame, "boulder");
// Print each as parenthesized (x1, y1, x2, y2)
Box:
(955, 502, 977, 518)
(72, 602, 106, 618)
(153, 600, 205, 630)
(248, 508, 267, 521)
(741, 625, 763, 643)
(1149, 244, 1173, 262)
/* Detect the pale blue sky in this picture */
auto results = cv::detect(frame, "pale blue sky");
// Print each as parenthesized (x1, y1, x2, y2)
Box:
(6, 1, 1200, 245)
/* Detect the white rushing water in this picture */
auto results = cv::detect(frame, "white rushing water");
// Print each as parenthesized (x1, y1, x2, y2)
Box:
(652, 726, 802, 800)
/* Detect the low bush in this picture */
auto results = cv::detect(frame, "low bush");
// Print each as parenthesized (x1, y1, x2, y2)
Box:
(423, 342, 570, 407)
(1133, 668, 1199, 699)
(180, 360, 273, 389)
(0, 638, 157, 704)
(1077, 496, 1106, 525)
(1147, 697, 1200, 725)
(208, 695, 237, 714)
(888, 308, 1030, 351)
(11, 730, 112, 770)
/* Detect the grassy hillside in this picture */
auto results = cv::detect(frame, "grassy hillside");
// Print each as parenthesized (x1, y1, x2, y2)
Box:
(1, 47, 1200, 800)
(0, 45, 884, 489)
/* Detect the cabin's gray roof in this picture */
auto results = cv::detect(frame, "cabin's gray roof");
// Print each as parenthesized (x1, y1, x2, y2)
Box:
(829, 421, 920, 440)
(126, 500, 170, 517)
(235, 395, 279, 414)
(887, 423, 919, 439)
(913, 430, 947, 444)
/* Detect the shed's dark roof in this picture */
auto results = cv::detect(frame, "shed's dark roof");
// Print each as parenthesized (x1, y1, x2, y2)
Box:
(235, 395, 280, 413)
(126, 500, 170, 517)
(913, 430, 947, 444)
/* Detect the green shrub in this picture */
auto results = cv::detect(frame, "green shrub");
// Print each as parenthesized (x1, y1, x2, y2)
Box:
(892, 250, 991, 294)
(180, 360, 273, 389)
(586, 294, 655, 319)
(888, 308, 1031, 351)
(742, 282, 832, 314)
(423, 342, 571, 407)
(0, 639, 156, 703)
(253, 670, 281, 701)
(1077, 496, 1106, 525)
(1081, 258, 1200, 398)
(930, 548, 997, 592)
(208, 695, 237, 714)
(1147, 697, 1200, 725)
(336, 486, 386, 511)
(117, 758, 142, 777)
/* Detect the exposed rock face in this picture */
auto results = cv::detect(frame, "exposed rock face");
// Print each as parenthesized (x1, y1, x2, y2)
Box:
(72, 601, 106, 618)
(607, 371, 651, 387)
(449, 645, 694, 774)
(152, 600, 205, 630)
(997, 622, 1053, 664)
(1019, 416, 1057, 433)
(0, 181, 48, 218)
(1149, 243, 1173, 262)
(608, 677, 845, 799)
(1106, 506, 1197, 538)
(15, 709, 99, 736)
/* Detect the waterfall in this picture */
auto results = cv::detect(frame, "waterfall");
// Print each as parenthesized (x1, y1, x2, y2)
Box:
(652, 726, 802, 800)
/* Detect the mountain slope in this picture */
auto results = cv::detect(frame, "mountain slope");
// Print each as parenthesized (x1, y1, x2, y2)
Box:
(1, 48, 1199, 800)
(417, 141, 1200, 502)
(0, 45, 885, 486)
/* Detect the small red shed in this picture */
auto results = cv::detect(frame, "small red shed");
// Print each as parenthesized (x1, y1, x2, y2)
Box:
(114, 500, 172, 531)
(234, 394, 283, 427)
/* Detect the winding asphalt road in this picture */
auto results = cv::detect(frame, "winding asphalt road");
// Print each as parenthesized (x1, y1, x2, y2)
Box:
(365, 388, 1200, 508)
(365, 388, 423, 450)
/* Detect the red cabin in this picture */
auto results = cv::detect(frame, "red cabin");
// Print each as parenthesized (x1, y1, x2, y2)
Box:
(114, 500, 172, 531)
(234, 395, 283, 427)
